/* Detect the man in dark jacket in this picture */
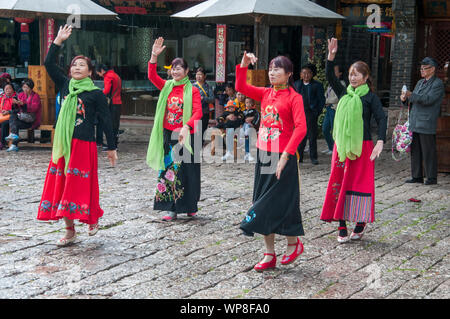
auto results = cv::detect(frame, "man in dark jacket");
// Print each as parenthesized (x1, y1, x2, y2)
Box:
(294, 64, 325, 165)
(401, 57, 445, 185)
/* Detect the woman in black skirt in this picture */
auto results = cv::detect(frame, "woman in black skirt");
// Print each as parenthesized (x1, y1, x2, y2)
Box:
(236, 52, 307, 271)
(146, 37, 203, 221)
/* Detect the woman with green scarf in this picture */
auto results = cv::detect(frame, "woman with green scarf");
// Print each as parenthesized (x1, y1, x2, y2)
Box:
(37, 25, 118, 246)
(320, 38, 387, 243)
(147, 37, 203, 221)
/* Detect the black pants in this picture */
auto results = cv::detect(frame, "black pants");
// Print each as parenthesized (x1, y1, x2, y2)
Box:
(9, 113, 32, 145)
(297, 109, 319, 161)
(96, 104, 121, 146)
(411, 132, 437, 181)
(201, 112, 209, 143)
(1, 121, 9, 145)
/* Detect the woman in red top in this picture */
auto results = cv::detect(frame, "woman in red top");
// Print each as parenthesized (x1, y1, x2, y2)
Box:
(237, 52, 307, 272)
(147, 37, 203, 221)
(0, 83, 18, 149)
(4, 79, 42, 152)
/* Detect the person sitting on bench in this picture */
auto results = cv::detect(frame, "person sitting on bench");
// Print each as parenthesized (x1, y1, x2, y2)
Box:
(4, 78, 41, 152)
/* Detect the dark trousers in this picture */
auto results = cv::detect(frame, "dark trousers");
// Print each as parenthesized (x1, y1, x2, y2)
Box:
(1, 121, 9, 145)
(322, 106, 336, 151)
(9, 113, 32, 145)
(97, 104, 121, 146)
(298, 109, 319, 161)
(411, 132, 437, 181)
(201, 112, 209, 143)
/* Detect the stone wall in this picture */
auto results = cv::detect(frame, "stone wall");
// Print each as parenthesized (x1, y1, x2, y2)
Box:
(389, 0, 417, 109)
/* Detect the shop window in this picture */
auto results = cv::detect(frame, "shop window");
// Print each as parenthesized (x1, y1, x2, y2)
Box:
(182, 34, 215, 76)
(0, 19, 17, 66)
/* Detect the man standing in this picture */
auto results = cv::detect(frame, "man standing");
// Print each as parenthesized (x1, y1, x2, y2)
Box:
(401, 57, 445, 185)
(295, 64, 325, 165)
(96, 64, 122, 148)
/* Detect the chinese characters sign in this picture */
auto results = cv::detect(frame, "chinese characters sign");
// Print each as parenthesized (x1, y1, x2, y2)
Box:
(216, 24, 226, 83)
(45, 19, 55, 55)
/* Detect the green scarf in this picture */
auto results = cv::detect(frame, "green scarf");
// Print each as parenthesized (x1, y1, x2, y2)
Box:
(52, 77, 100, 174)
(146, 76, 193, 171)
(333, 83, 369, 162)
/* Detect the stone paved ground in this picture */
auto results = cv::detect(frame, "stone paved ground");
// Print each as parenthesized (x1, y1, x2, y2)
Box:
(0, 138, 448, 299)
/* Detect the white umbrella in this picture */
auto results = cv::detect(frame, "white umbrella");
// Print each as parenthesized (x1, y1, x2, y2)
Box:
(172, 0, 344, 26)
(0, 0, 117, 20)
(172, 0, 345, 68)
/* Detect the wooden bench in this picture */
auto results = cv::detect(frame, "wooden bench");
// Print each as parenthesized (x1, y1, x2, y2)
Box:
(8, 125, 55, 148)
(210, 128, 238, 161)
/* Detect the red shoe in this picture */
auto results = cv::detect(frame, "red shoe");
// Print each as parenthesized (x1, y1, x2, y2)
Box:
(254, 253, 277, 272)
(187, 212, 197, 217)
(281, 238, 304, 265)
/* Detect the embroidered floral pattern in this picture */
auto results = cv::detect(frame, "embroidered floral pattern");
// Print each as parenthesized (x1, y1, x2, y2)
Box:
(75, 97, 86, 127)
(260, 104, 283, 142)
(244, 210, 256, 223)
(49, 167, 63, 176)
(166, 96, 184, 125)
(155, 147, 184, 203)
(67, 167, 90, 178)
(39, 200, 90, 215)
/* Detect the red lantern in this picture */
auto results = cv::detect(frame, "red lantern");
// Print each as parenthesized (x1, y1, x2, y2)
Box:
(14, 18, 34, 24)
(14, 18, 34, 33)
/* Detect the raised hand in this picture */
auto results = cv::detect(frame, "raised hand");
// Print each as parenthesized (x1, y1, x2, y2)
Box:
(54, 25, 73, 45)
(327, 38, 338, 61)
(152, 37, 166, 57)
(240, 51, 258, 68)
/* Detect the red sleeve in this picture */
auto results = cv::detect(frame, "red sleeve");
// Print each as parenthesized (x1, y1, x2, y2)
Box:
(27, 93, 42, 113)
(283, 93, 307, 155)
(148, 62, 166, 90)
(103, 73, 113, 96)
(235, 64, 266, 102)
(187, 86, 203, 130)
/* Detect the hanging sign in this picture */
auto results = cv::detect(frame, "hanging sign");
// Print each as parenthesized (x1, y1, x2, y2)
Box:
(215, 24, 226, 83)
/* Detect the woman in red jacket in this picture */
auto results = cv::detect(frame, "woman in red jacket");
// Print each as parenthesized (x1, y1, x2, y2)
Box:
(237, 52, 307, 271)
(4, 78, 42, 152)
(146, 37, 203, 221)
(0, 83, 17, 149)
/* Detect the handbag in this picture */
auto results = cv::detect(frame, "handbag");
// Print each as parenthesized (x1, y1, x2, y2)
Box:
(18, 111, 36, 123)
(391, 107, 413, 161)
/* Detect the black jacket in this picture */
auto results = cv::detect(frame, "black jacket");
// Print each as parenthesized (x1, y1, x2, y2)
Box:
(294, 79, 325, 114)
(326, 59, 387, 143)
(45, 43, 116, 150)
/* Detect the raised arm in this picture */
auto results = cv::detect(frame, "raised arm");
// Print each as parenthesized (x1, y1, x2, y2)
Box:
(44, 25, 73, 90)
(235, 52, 266, 102)
(148, 37, 167, 90)
(326, 38, 346, 98)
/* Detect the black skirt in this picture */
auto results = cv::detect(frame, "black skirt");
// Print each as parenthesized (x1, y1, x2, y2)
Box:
(240, 150, 304, 237)
(153, 129, 201, 213)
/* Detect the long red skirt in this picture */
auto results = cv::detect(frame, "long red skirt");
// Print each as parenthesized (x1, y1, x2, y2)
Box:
(37, 138, 103, 225)
(321, 141, 375, 223)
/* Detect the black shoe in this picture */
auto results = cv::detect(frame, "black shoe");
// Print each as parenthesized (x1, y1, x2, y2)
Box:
(311, 159, 319, 165)
(405, 178, 423, 184)
(424, 179, 437, 185)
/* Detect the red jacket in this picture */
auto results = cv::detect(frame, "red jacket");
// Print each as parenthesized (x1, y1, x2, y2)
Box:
(18, 91, 42, 129)
(103, 70, 122, 105)
(148, 62, 202, 133)
(235, 65, 307, 155)
(0, 92, 17, 112)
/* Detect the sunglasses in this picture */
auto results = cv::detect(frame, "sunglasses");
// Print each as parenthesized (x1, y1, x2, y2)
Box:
(420, 66, 433, 71)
